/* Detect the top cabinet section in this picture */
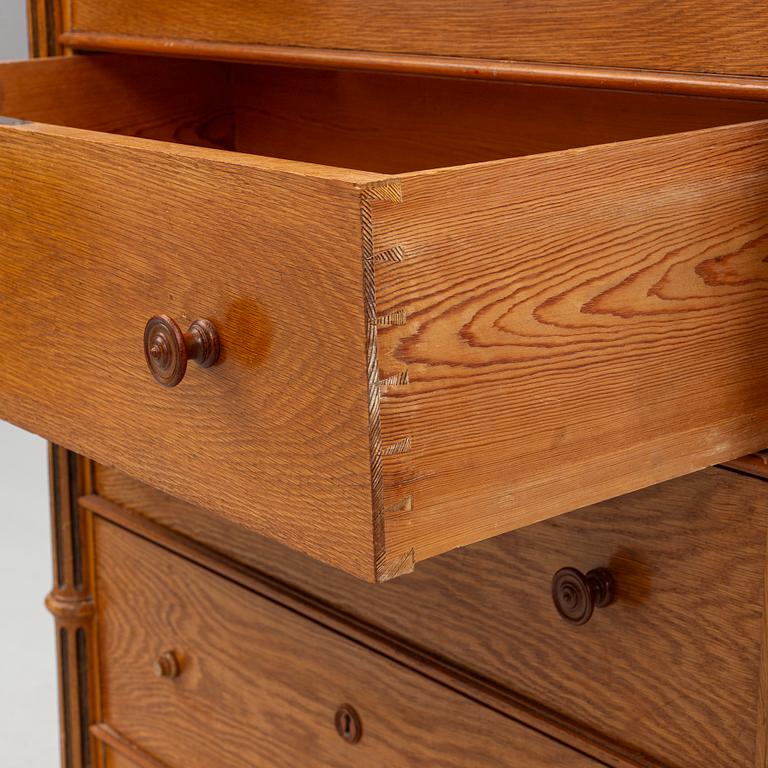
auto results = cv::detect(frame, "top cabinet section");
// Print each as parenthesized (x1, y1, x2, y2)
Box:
(61, 0, 768, 79)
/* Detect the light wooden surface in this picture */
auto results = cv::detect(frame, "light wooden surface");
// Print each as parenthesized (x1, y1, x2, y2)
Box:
(104, 748, 144, 768)
(95, 464, 768, 768)
(56, 34, 768, 103)
(93, 517, 599, 768)
(5, 55, 767, 176)
(0, 55, 233, 148)
(372, 118, 768, 566)
(65, 0, 768, 77)
(230, 65, 768, 174)
(0, 108, 383, 580)
(2, 55, 768, 580)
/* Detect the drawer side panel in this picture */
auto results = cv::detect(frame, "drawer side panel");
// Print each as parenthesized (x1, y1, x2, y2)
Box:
(372, 119, 768, 565)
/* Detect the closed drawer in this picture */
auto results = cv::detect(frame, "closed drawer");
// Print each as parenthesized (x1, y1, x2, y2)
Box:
(91, 518, 599, 768)
(3, 54, 768, 581)
(94, 465, 768, 768)
(62, 0, 768, 79)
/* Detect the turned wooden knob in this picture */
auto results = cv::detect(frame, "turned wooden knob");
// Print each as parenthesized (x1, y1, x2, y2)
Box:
(152, 650, 181, 679)
(551, 566, 615, 625)
(144, 315, 220, 387)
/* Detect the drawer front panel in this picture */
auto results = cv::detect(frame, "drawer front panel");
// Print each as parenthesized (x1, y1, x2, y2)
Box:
(67, 0, 768, 78)
(0, 113, 381, 580)
(92, 519, 599, 768)
(94, 466, 768, 767)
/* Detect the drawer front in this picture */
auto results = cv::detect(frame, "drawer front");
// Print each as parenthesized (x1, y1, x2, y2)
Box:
(3, 55, 768, 581)
(94, 466, 768, 768)
(92, 519, 599, 768)
(65, 0, 768, 78)
(0, 57, 385, 580)
(103, 748, 141, 768)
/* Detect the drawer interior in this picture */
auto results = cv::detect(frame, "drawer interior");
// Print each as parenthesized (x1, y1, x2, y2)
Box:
(4, 53, 768, 173)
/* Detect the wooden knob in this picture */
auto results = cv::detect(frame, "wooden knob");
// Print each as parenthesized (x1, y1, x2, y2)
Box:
(152, 650, 181, 679)
(551, 566, 615, 625)
(144, 315, 220, 387)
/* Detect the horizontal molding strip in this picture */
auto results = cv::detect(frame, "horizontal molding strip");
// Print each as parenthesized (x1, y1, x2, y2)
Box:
(60, 31, 768, 101)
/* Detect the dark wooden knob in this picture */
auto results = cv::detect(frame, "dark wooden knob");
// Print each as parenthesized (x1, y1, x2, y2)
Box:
(144, 315, 220, 387)
(152, 650, 181, 679)
(551, 566, 615, 625)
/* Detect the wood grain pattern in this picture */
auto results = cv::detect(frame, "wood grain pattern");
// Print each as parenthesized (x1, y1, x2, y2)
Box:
(3, 55, 768, 579)
(46, 446, 98, 768)
(372, 119, 768, 566)
(27, 0, 65, 57)
(0, 55, 234, 149)
(58, 34, 768, 103)
(0, 116, 384, 580)
(66, 0, 768, 77)
(93, 518, 600, 768)
(104, 749, 144, 768)
(7, 57, 766, 177)
(96, 727, 169, 768)
(726, 452, 768, 480)
(93, 464, 768, 768)
(230, 65, 768, 174)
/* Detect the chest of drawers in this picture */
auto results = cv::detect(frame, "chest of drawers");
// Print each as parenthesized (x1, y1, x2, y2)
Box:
(6, 1, 768, 766)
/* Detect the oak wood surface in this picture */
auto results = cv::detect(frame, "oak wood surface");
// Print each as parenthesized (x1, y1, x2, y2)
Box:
(96, 727, 169, 768)
(726, 452, 768, 480)
(372, 119, 768, 566)
(93, 517, 600, 768)
(65, 0, 768, 78)
(58, 34, 768, 103)
(46, 446, 99, 768)
(230, 65, 768, 174)
(6, 56, 766, 177)
(0, 55, 233, 149)
(106, 751, 142, 768)
(3, 55, 768, 579)
(94, 464, 768, 768)
(0, 116, 383, 580)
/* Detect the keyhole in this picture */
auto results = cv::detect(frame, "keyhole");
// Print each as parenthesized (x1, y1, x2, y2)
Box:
(334, 704, 362, 744)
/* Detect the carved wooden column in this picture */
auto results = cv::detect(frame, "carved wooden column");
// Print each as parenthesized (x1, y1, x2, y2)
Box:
(25, 4, 89, 763)
(45, 445, 98, 768)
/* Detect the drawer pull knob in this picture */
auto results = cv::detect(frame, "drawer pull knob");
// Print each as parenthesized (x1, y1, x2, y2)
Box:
(334, 704, 362, 744)
(152, 650, 181, 680)
(551, 566, 615, 625)
(144, 315, 220, 387)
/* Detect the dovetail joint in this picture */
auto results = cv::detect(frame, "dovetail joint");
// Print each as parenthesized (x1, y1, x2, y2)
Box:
(378, 370, 410, 388)
(383, 494, 413, 516)
(372, 245, 406, 264)
(376, 309, 407, 327)
(381, 436, 412, 457)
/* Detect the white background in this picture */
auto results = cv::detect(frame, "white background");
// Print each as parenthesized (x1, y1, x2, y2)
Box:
(0, 0, 61, 764)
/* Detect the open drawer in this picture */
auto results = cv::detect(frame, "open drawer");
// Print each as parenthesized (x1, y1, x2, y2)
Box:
(2, 53, 768, 581)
